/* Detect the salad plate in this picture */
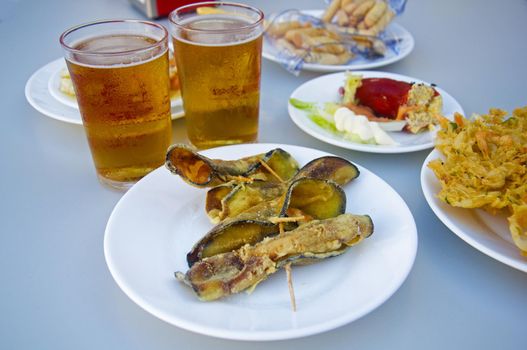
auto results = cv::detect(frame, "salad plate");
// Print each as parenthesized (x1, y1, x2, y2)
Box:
(288, 71, 464, 153)
(104, 143, 418, 340)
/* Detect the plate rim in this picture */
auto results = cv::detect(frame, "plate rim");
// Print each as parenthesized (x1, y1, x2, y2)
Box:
(420, 148, 527, 272)
(263, 9, 415, 72)
(25, 58, 83, 125)
(104, 143, 418, 340)
(288, 71, 465, 154)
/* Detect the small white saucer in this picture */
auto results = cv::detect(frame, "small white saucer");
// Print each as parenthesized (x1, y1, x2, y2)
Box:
(25, 58, 184, 125)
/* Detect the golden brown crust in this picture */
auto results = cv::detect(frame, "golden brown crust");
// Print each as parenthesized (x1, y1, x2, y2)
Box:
(322, 0, 342, 22)
(325, 0, 395, 36)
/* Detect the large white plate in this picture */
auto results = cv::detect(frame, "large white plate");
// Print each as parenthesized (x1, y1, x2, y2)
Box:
(25, 58, 184, 125)
(421, 149, 527, 272)
(263, 10, 414, 72)
(288, 71, 465, 153)
(104, 143, 418, 341)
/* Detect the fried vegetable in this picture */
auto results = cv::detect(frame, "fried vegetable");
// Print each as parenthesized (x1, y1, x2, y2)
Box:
(165, 144, 299, 187)
(428, 107, 527, 254)
(206, 181, 286, 223)
(281, 178, 346, 220)
(176, 213, 374, 301)
(294, 156, 359, 185)
(186, 219, 279, 266)
(205, 156, 358, 222)
(188, 178, 347, 265)
(205, 184, 236, 220)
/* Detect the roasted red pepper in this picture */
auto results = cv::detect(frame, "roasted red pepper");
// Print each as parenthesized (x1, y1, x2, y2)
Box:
(356, 78, 412, 119)
(355, 78, 440, 120)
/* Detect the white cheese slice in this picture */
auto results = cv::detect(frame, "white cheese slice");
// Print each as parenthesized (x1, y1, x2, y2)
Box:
(333, 107, 398, 145)
(370, 122, 398, 145)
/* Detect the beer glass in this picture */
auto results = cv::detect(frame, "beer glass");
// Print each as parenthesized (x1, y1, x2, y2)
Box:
(60, 20, 172, 190)
(169, 2, 264, 149)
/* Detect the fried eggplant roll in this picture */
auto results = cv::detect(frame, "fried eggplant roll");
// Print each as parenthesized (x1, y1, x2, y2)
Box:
(165, 144, 299, 188)
(187, 178, 347, 266)
(176, 213, 374, 301)
(205, 156, 359, 222)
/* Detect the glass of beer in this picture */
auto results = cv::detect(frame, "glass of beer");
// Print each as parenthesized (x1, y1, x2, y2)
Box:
(169, 2, 264, 149)
(60, 20, 172, 190)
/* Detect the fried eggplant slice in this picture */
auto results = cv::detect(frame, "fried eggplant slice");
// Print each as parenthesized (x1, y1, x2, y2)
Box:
(186, 219, 280, 266)
(176, 214, 374, 301)
(187, 178, 346, 265)
(293, 156, 359, 185)
(165, 144, 299, 187)
(205, 184, 238, 221)
(281, 178, 346, 220)
(205, 181, 287, 223)
(205, 156, 358, 222)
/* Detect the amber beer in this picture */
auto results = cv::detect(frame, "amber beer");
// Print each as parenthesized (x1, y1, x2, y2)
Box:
(170, 3, 264, 149)
(61, 21, 172, 189)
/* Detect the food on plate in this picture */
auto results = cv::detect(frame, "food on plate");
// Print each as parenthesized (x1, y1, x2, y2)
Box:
(290, 72, 443, 145)
(167, 145, 371, 303)
(428, 107, 527, 255)
(58, 69, 75, 96)
(322, 0, 396, 37)
(206, 155, 359, 223)
(341, 73, 443, 133)
(165, 144, 300, 188)
(59, 50, 181, 99)
(187, 177, 347, 265)
(176, 213, 374, 301)
(266, 22, 355, 65)
(265, 11, 390, 66)
(290, 97, 400, 145)
(334, 107, 398, 145)
(294, 155, 360, 183)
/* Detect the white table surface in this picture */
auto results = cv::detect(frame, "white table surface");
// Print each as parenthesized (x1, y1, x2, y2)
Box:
(2, 0, 526, 348)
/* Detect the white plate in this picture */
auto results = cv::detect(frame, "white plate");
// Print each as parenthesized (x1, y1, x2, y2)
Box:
(104, 143, 418, 341)
(263, 10, 414, 72)
(421, 149, 527, 272)
(47, 60, 183, 110)
(25, 58, 184, 125)
(288, 71, 465, 153)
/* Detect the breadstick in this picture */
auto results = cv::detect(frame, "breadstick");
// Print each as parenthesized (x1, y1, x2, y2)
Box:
(351, 0, 375, 17)
(275, 38, 306, 57)
(335, 9, 350, 26)
(349, 0, 374, 27)
(348, 14, 361, 27)
(364, 1, 387, 28)
(266, 21, 306, 38)
(322, 0, 342, 22)
(310, 37, 347, 54)
(343, 0, 368, 15)
(305, 50, 354, 65)
(288, 32, 346, 54)
(285, 27, 338, 42)
(362, 8, 394, 36)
